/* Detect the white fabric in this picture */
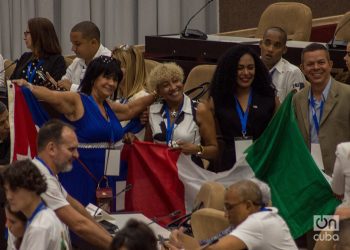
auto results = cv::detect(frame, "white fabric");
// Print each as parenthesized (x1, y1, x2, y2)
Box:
(332, 142, 350, 203)
(62, 44, 111, 92)
(32, 158, 69, 211)
(230, 207, 298, 250)
(149, 94, 201, 146)
(0, 54, 4, 87)
(7, 231, 17, 250)
(270, 58, 305, 103)
(0, 1, 218, 60)
(20, 208, 69, 250)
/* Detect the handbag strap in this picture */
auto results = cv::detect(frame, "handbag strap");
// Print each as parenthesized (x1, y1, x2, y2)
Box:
(76, 158, 99, 183)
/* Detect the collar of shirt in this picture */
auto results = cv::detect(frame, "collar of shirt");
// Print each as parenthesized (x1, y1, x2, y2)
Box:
(308, 77, 332, 102)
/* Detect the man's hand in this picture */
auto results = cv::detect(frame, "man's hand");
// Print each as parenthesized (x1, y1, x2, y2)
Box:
(57, 79, 72, 91)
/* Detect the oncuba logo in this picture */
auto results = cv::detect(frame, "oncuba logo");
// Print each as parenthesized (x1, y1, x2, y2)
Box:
(313, 215, 339, 241)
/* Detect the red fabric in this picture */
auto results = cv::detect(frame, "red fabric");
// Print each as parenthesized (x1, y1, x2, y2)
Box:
(12, 85, 37, 160)
(125, 141, 186, 224)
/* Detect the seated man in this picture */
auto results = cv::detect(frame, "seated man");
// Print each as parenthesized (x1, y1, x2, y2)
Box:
(166, 180, 297, 250)
(260, 26, 306, 102)
(58, 21, 111, 91)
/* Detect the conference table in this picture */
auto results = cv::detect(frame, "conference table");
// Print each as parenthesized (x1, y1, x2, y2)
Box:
(145, 34, 347, 77)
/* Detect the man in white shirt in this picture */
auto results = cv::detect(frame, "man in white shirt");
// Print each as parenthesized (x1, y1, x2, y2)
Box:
(260, 27, 306, 103)
(58, 21, 111, 91)
(33, 119, 112, 249)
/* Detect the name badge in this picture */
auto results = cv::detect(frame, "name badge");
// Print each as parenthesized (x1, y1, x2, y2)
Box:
(311, 143, 325, 171)
(234, 136, 253, 161)
(105, 148, 121, 176)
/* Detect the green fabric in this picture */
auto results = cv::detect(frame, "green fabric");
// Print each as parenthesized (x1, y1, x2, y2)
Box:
(245, 92, 340, 238)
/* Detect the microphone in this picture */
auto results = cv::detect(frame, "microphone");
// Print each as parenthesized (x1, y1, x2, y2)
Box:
(327, 18, 350, 49)
(180, 0, 215, 40)
(147, 210, 182, 226)
(166, 201, 204, 230)
(93, 183, 133, 217)
(0, 59, 18, 76)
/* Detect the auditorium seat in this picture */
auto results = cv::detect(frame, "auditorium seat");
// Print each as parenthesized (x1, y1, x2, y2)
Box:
(64, 56, 73, 68)
(193, 181, 225, 211)
(184, 64, 216, 101)
(191, 208, 229, 241)
(144, 59, 160, 76)
(4, 59, 16, 80)
(334, 11, 350, 42)
(218, 2, 312, 41)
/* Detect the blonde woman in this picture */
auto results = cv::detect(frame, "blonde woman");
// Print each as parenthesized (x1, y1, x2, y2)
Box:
(145, 62, 218, 168)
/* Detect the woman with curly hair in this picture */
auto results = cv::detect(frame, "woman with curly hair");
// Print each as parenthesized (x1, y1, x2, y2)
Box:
(1, 159, 69, 250)
(209, 44, 279, 172)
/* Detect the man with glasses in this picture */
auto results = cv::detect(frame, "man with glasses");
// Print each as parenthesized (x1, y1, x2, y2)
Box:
(165, 180, 297, 250)
(260, 27, 306, 102)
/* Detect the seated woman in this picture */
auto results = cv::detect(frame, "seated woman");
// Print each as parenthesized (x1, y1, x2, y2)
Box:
(5, 204, 27, 250)
(112, 45, 148, 135)
(144, 62, 218, 167)
(1, 159, 69, 250)
(209, 45, 278, 172)
(13, 56, 156, 208)
(332, 142, 350, 203)
(110, 219, 157, 250)
(10, 17, 66, 90)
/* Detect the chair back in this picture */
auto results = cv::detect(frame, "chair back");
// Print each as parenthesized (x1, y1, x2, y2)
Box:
(255, 2, 312, 41)
(4, 59, 16, 80)
(194, 181, 225, 211)
(335, 11, 350, 42)
(184, 64, 216, 101)
(145, 59, 161, 77)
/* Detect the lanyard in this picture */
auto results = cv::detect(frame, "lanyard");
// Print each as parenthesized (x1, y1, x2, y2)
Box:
(309, 92, 325, 135)
(26, 201, 46, 228)
(26, 59, 44, 83)
(36, 157, 54, 176)
(164, 100, 184, 145)
(234, 91, 253, 137)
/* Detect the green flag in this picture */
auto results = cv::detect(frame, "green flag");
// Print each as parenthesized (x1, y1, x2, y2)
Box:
(246, 92, 340, 238)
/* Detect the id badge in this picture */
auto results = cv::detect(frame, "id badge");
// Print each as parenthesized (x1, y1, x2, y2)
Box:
(105, 148, 121, 176)
(234, 136, 253, 160)
(311, 143, 325, 171)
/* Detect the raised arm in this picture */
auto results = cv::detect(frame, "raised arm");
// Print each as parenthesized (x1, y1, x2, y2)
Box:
(109, 93, 156, 121)
(12, 79, 82, 120)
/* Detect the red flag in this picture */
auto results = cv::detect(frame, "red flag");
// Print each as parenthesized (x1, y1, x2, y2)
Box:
(125, 141, 186, 224)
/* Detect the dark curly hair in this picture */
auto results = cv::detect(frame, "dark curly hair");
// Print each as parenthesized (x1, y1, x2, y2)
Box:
(110, 219, 157, 250)
(78, 55, 123, 96)
(1, 159, 47, 195)
(210, 45, 276, 110)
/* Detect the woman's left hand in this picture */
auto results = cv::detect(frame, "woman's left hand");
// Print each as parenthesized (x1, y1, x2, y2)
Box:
(175, 141, 199, 155)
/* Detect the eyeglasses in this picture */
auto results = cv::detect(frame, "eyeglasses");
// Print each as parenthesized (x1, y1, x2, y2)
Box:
(224, 201, 245, 211)
(23, 31, 31, 36)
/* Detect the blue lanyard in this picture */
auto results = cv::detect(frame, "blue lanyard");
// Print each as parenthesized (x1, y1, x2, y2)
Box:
(309, 92, 324, 135)
(164, 100, 184, 145)
(26, 59, 44, 83)
(35, 157, 54, 176)
(26, 201, 46, 228)
(234, 91, 253, 137)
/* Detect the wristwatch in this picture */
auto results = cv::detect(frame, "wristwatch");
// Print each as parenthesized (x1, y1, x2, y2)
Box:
(197, 144, 204, 156)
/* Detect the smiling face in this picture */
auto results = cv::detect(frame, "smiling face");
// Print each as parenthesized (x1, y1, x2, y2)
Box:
(157, 78, 184, 106)
(236, 53, 255, 90)
(301, 49, 332, 87)
(91, 74, 118, 100)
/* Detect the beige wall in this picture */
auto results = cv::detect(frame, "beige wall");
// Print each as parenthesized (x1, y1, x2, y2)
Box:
(219, 0, 350, 32)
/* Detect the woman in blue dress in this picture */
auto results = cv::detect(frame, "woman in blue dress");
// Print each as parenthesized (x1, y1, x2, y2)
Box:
(14, 56, 157, 209)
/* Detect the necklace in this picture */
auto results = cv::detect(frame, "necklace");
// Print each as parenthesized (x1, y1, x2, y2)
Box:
(170, 110, 178, 118)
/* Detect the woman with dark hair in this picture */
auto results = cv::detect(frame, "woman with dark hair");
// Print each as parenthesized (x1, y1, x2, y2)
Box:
(1, 159, 69, 250)
(209, 45, 279, 172)
(10, 17, 66, 90)
(14, 55, 156, 207)
(110, 219, 157, 250)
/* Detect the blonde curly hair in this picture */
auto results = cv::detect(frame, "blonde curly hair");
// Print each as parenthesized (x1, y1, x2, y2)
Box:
(147, 62, 184, 92)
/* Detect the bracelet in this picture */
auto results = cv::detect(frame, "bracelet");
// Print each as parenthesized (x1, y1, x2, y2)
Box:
(196, 144, 204, 156)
